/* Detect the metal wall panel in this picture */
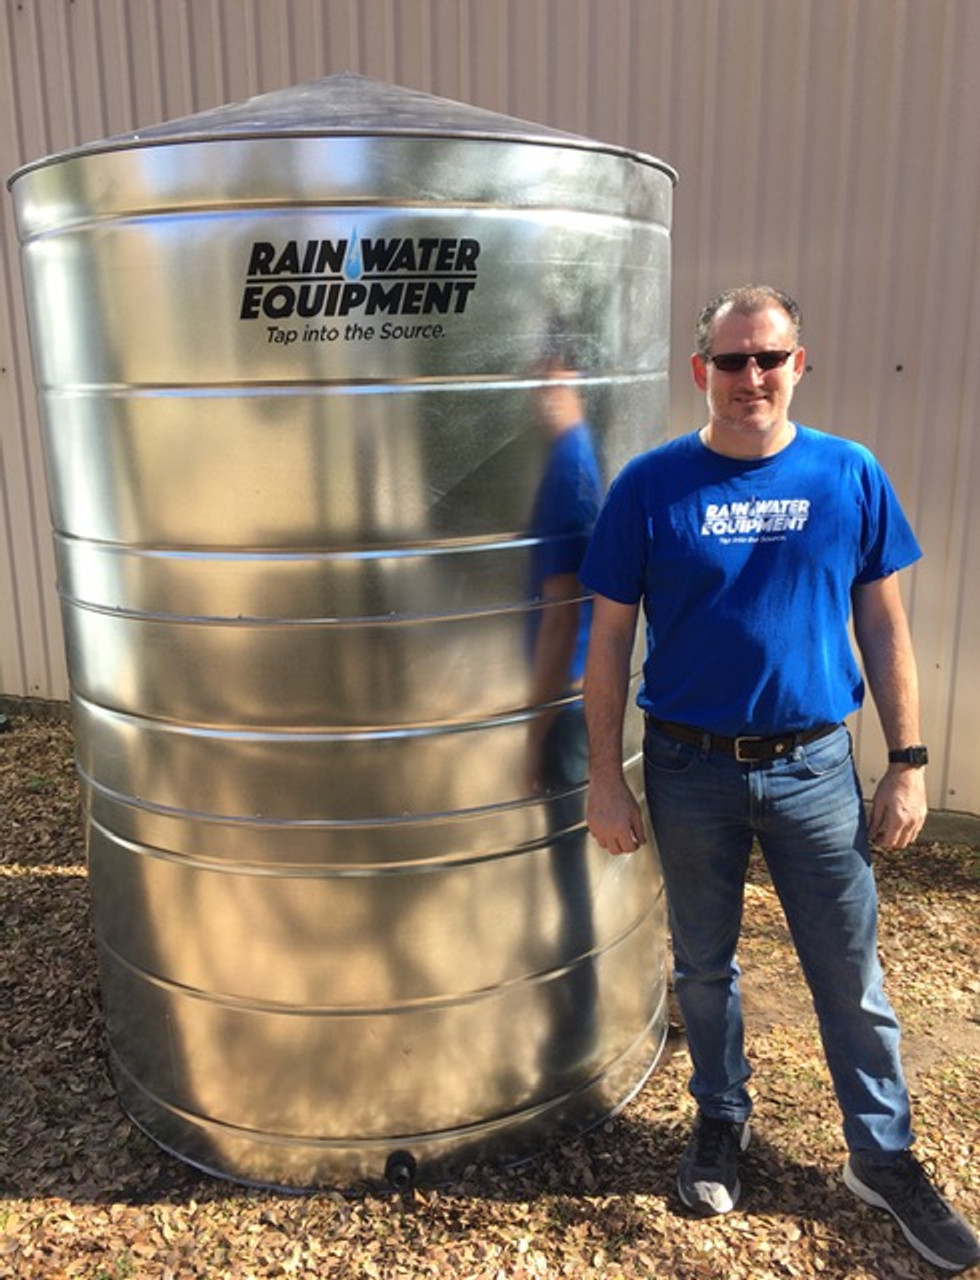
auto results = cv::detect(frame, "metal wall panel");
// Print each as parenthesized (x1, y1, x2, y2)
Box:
(3, 0, 979, 816)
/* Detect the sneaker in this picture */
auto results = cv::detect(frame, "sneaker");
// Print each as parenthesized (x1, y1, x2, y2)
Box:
(844, 1151, 980, 1272)
(677, 1113, 751, 1215)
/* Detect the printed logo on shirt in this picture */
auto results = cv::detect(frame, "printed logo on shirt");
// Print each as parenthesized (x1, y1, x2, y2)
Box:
(701, 498, 811, 544)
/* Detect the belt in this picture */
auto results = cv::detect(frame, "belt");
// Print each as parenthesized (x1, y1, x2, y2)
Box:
(646, 717, 840, 763)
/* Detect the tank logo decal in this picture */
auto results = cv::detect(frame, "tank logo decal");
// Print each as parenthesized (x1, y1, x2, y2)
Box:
(239, 233, 480, 342)
(343, 232, 364, 281)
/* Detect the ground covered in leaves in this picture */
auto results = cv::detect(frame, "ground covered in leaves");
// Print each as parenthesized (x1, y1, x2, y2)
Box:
(1, 711, 978, 1279)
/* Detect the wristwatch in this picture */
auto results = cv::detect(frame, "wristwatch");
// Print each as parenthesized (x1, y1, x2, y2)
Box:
(888, 745, 929, 766)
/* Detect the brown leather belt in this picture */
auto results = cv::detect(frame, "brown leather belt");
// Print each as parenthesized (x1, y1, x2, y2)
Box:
(646, 717, 840, 763)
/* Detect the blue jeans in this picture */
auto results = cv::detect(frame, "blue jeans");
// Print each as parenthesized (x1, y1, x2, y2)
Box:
(643, 721, 913, 1158)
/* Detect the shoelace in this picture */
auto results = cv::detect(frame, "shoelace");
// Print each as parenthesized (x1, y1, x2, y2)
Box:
(692, 1119, 740, 1166)
(875, 1154, 954, 1223)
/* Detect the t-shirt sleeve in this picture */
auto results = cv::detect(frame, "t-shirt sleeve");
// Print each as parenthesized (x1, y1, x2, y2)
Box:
(534, 434, 601, 581)
(853, 450, 923, 583)
(580, 462, 647, 603)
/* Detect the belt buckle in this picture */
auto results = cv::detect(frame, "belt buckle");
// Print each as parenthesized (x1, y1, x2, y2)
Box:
(734, 735, 762, 762)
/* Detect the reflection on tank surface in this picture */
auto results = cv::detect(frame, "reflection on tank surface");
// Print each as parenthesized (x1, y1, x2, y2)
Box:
(10, 74, 675, 1188)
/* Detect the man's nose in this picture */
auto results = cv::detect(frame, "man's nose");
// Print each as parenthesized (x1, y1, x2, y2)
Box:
(739, 356, 767, 381)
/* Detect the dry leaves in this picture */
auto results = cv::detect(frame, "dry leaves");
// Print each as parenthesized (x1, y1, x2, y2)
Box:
(1, 712, 978, 1279)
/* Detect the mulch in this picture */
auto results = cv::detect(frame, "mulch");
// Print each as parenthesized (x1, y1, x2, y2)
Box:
(1, 713, 978, 1279)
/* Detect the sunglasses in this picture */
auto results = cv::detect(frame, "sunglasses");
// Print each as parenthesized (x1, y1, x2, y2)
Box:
(707, 349, 795, 373)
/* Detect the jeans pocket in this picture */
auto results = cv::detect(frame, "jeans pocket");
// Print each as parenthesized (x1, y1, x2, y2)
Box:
(798, 726, 853, 778)
(643, 727, 699, 775)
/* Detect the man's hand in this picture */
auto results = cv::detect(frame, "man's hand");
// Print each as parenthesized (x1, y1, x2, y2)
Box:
(868, 764, 928, 850)
(586, 773, 647, 855)
(853, 574, 928, 851)
(583, 593, 645, 856)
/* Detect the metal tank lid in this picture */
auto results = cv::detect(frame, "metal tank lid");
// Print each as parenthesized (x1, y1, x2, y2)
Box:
(9, 72, 677, 185)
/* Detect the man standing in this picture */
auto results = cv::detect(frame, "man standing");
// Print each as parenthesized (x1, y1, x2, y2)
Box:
(580, 285, 979, 1272)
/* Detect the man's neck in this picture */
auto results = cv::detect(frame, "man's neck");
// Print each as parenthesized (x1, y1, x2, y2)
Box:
(699, 419, 797, 460)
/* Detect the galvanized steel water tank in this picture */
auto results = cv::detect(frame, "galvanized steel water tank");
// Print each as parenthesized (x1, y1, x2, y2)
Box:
(10, 74, 675, 1188)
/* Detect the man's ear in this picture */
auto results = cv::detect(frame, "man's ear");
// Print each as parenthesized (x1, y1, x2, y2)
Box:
(691, 352, 709, 391)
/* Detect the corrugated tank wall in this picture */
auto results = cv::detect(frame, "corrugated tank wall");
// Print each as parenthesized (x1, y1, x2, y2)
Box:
(3, 0, 979, 817)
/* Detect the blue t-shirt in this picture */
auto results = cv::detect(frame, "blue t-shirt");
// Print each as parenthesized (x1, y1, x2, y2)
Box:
(580, 425, 922, 734)
(529, 422, 601, 683)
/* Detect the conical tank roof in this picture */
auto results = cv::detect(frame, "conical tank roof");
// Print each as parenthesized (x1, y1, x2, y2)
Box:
(10, 72, 676, 183)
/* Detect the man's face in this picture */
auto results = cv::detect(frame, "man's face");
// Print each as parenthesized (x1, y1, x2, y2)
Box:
(533, 364, 583, 437)
(691, 304, 806, 457)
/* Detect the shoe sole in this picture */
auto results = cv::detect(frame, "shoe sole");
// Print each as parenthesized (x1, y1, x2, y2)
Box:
(677, 1123, 751, 1216)
(843, 1158, 972, 1272)
(678, 1176, 742, 1216)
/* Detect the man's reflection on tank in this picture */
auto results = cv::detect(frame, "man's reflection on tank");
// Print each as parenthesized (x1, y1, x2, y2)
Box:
(525, 340, 602, 1076)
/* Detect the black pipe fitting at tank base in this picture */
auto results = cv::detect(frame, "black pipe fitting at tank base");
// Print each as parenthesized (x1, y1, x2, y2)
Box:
(384, 1149, 419, 1207)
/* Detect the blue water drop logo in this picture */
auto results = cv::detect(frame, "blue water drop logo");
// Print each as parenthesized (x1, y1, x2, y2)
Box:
(344, 232, 363, 281)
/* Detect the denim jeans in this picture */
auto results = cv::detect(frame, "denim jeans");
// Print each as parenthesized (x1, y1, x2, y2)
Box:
(541, 706, 599, 1067)
(643, 721, 913, 1158)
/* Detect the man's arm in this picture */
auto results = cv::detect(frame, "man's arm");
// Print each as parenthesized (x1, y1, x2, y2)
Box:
(852, 572, 928, 849)
(583, 592, 647, 854)
(525, 571, 582, 792)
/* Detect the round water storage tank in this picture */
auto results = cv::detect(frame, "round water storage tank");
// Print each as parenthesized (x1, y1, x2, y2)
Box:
(9, 74, 676, 1189)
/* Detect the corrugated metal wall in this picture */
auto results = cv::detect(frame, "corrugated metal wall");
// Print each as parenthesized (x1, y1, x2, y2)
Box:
(2, 0, 978, 817)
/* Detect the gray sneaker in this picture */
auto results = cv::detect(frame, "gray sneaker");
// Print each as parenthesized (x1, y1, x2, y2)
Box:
(677, 1113, 751, 1215)
(845, 1151, 980, 1272)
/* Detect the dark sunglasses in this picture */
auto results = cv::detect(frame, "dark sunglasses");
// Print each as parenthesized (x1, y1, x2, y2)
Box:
(707, 349, 794, 373)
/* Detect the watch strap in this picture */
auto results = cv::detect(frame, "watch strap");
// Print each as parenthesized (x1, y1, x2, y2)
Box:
(888, 745, 929, 766)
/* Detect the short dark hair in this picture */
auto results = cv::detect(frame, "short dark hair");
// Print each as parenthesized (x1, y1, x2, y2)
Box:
(695, 285, 803, 357)
(537, 312, 583, 372)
